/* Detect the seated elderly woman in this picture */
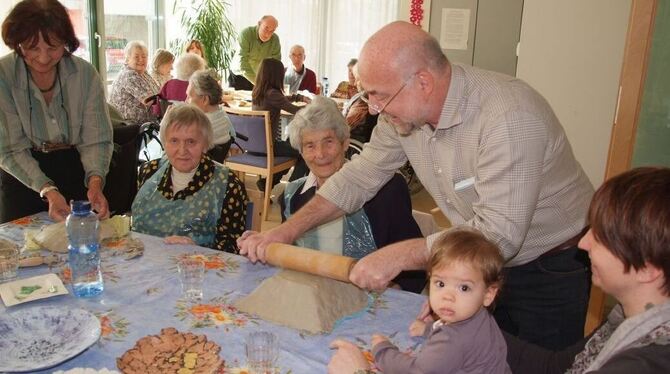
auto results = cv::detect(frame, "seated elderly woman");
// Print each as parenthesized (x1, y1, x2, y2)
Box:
(109, 40, 160, 123)
(159, 53, 206, 102)
(131, 104, 247, 253)
(150, 48, 174, 88)
(503, 167, 670, 373)
(186, 69, 235, 163)
(330, 58, 358, 99)
(281, 97, 425, 292)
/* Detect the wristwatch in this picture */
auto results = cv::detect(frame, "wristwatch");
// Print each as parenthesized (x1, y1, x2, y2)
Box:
(39, 184, 59, 199)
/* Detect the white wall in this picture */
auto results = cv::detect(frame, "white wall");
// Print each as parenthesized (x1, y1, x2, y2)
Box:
(516, 0, 631, 185)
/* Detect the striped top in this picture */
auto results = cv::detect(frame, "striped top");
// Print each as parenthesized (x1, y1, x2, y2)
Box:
(0, 53, 113, 192)
(318, 64, 594, 266)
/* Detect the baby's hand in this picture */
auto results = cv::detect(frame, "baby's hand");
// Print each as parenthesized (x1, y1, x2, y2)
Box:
(409, 319, 427, 337)
(371, 334, 389, 347)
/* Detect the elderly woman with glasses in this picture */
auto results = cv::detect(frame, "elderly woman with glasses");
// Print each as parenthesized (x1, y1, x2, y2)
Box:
(109, 40, 160, 124)
(131, 104, 247, 252)
(0, 0, 113, 223)
(280, 97, 425, 292)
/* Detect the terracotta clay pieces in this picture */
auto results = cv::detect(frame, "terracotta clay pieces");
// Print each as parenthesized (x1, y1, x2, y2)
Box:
(117, 327, 223, 374)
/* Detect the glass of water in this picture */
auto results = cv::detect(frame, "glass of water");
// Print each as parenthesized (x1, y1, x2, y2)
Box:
(0, 239, 19, 283)
(245, 331, 278, 374)
(177, 257, 205, 302)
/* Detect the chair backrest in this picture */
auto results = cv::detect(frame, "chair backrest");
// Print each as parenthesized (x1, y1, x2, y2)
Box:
(224, 107, 274, 156)
(104, 123, 141, 215)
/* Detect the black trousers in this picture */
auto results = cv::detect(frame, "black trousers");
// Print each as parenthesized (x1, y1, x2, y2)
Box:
(0, 148, 86, 223)
(493, 246, 592, 350)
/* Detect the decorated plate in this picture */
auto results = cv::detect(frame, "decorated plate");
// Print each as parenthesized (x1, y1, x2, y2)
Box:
(0, 306, 101, 372)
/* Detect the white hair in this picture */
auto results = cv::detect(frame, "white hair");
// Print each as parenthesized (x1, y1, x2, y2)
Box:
(175, 53, 206, 81)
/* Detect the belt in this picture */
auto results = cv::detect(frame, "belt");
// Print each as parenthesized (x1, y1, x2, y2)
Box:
(33, 142, 75, 153)
(539, 226, 590, 258)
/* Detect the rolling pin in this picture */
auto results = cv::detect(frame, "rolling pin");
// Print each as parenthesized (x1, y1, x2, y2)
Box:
(264, 243, 356, 283)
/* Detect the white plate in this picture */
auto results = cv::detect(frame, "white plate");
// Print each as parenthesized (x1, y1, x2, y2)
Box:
(0, 273, 68, 307)
(0, 306, 101, 372)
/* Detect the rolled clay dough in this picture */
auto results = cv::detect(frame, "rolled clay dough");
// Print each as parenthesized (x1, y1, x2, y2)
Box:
(234, 269, 369, 334)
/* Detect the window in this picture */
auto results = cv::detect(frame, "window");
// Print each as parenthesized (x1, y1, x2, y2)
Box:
(163, 0, 399, 87)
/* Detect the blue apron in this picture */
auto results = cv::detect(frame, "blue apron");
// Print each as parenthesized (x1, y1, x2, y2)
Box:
(283, 177, 376, 259)
(132, 158, 228, 247)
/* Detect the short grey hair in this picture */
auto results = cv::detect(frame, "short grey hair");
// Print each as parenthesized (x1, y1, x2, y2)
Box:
(124, 40, 148, 60)
(175, 53, 206, 80)
(288, 96, 349, 151)
(189, 69, 223, 106)
(159, 103, 213, 150)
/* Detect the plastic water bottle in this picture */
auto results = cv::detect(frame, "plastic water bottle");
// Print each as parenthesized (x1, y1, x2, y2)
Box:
(322, 77, 329, 96)
(66, 201, 104, 297)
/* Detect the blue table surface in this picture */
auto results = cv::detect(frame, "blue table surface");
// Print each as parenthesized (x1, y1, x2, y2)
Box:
(0, 213, 425, 373)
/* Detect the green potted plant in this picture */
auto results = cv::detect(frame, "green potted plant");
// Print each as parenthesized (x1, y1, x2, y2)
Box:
(170, 0, 237, 78)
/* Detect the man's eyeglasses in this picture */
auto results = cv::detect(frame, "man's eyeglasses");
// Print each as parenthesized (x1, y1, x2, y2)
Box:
(360, 74, 415, 115)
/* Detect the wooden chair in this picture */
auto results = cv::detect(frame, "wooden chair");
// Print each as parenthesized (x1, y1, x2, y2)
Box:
(223, 107, 296, 221)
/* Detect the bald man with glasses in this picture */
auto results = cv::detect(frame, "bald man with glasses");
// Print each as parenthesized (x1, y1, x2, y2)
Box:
(239, 21, 594, 351)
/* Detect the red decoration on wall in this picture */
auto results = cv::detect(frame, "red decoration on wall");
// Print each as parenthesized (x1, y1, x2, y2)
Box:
(410, 0, 424, 26)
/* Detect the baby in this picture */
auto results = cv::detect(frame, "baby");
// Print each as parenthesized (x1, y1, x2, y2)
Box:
(330, 229, 512, 373)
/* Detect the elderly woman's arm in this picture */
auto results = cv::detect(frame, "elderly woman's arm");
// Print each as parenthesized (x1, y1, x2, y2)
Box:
(214, 172, 248, 253)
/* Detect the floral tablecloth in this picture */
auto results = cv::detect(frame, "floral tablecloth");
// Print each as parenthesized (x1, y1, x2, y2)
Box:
(0, 213, 425, 373)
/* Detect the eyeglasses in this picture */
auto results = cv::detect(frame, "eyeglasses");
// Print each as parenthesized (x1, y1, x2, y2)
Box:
(360, 74, 415, 115)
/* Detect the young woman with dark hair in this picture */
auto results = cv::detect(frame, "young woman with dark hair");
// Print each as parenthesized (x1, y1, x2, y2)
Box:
(251, 58, 310, 191)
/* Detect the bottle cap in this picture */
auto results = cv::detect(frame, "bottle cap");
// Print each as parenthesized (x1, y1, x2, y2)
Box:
(70, 200, 92, 214)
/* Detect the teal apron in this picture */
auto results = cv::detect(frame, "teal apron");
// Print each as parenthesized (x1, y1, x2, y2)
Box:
(132, 158, 228, 247)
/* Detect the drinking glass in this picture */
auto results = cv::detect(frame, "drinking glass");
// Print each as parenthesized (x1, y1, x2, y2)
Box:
(0, 239, 19, 283)
(177, 257, 205, 301)
(245, 331, 278, 374)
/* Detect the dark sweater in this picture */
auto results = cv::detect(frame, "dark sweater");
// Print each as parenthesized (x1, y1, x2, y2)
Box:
(504, 330, 670, 374)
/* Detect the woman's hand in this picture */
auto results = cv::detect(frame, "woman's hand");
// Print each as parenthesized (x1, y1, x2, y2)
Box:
(45, 189, 70, 222)
(164, 236, 196, 245)
(328, 339, 371, 374)
(87, 176, 109, 219)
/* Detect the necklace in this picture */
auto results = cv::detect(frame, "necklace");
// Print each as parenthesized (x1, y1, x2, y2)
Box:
(37, 73, 58, 93)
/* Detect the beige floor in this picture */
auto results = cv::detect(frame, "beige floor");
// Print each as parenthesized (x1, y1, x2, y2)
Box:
(240, 175, 441, 232)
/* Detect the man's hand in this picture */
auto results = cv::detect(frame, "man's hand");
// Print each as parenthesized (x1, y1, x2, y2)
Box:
(237, 227, 294, 263)
(45, 189, 70, 222)
(348, 249, 400, 291)
(328, 339, 371, 374)
(349, 238, 431, 291)
(87, 176, 109, 219)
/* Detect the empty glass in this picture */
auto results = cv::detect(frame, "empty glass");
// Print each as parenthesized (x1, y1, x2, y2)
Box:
(245, 331, 278, 374)
(177, 257, 205, 301)
(0, 239, 19, 283)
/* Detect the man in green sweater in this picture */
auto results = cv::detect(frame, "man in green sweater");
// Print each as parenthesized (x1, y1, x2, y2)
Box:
(237, 15, 281, 88)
